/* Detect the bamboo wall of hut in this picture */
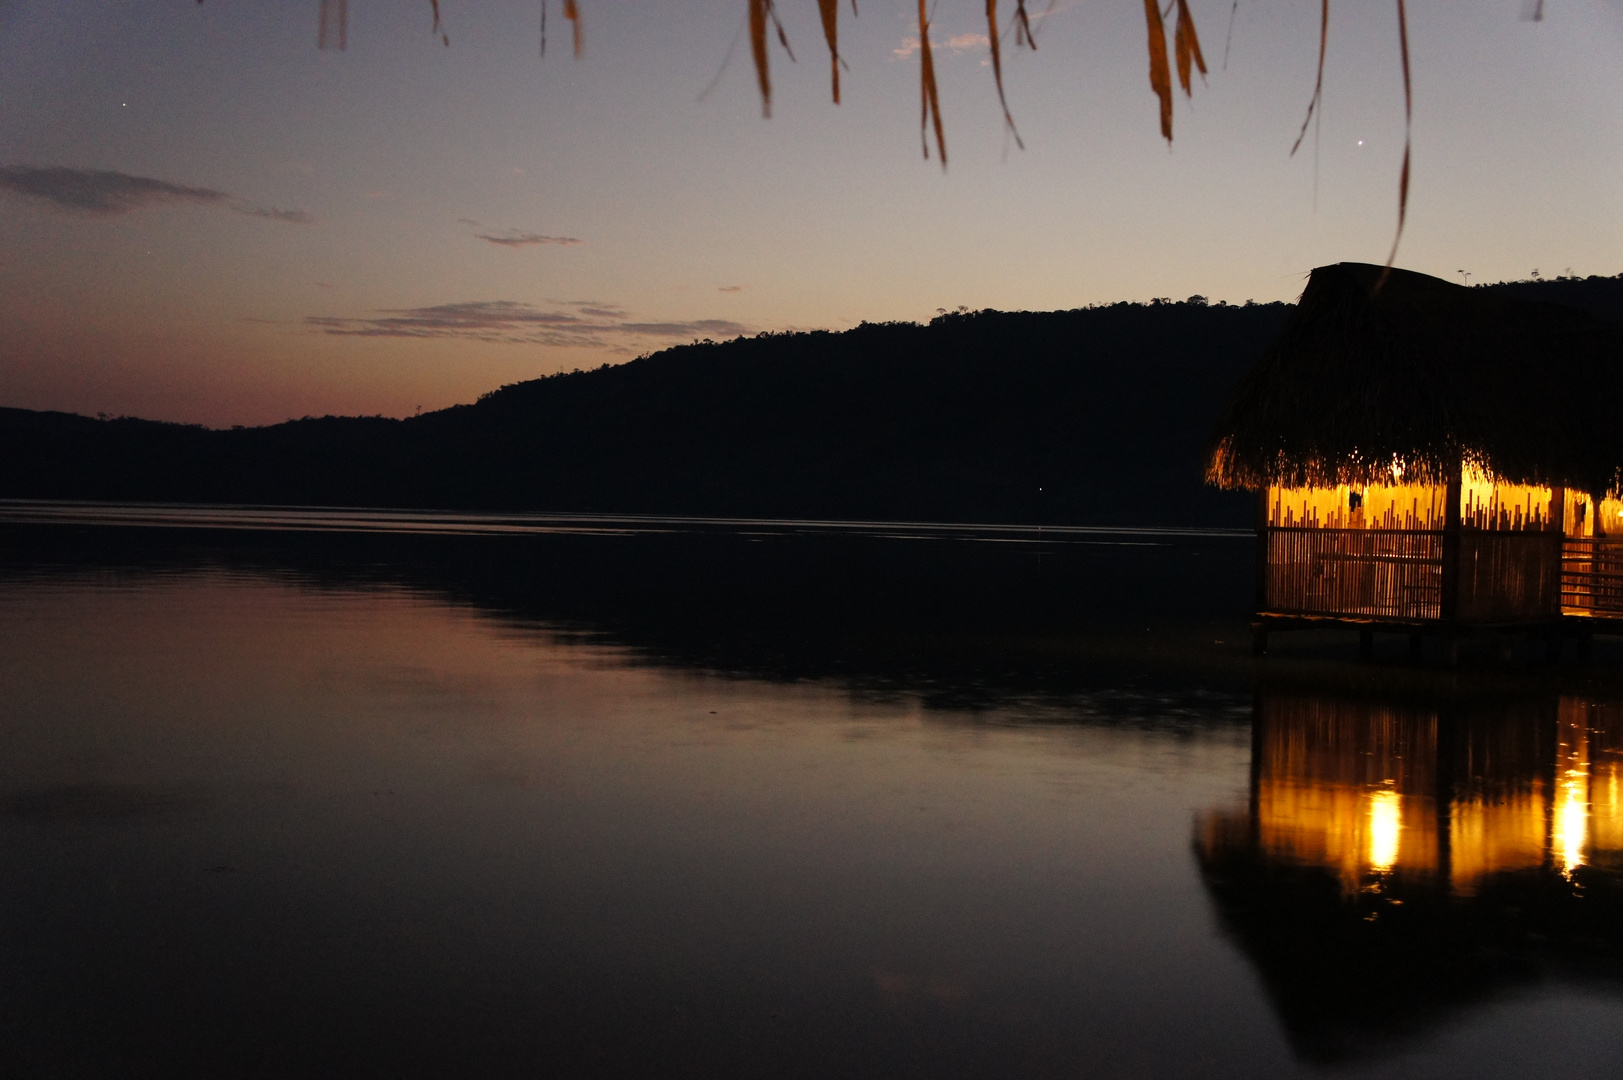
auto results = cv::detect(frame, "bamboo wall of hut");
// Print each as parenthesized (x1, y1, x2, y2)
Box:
(1260, 472, 1622, 625)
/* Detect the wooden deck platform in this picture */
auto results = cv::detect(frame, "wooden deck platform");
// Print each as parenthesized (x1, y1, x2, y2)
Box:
(1250, 610, 1622, 663)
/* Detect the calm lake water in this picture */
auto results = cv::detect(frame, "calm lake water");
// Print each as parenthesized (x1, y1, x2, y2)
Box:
(2, 506, 1623, 1078)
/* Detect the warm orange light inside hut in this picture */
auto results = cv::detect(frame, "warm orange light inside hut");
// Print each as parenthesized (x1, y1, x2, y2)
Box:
(1565, 493, 1623, 538)
(1266, 467, 1560, 532)
(1460, 466, 1556, 531)
(1266, 482, 1448, 529)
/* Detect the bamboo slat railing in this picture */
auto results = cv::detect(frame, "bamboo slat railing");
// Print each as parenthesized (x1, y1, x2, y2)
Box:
(1562, 538, 1623, 618)
(1264, 528, 1444, 621)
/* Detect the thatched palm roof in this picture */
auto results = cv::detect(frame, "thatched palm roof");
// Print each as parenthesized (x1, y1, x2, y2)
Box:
(1207, 262, 1623, 496)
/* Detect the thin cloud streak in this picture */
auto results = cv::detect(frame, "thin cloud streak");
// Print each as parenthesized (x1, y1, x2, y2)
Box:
(618, 320, 747, 337)
(0, 165, 312, 223)
(0, 165, 226, 214)
(306, 300, 747, 350)
(475, 230, 582, 248)
(892, 32, 990, 59)
(235, 204, 316, 225)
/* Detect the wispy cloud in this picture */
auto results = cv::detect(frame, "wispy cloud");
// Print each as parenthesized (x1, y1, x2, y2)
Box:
(618, 320, 747, 337)
(718, 285, 746, 293)
(306, 299, 747, 352)
(237, 205, 316, 225)
(460, 218, 581, 248)
(0, 165, 226, 214)
(475, 230, 582, 248)
(0, 165, 313, 223)
(892, 32, 989, 59)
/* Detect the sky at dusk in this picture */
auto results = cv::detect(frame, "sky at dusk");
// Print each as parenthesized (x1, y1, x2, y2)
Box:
(3, 0, 1622, 426)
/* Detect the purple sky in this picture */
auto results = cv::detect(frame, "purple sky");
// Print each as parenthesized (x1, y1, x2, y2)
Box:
(3, 1, 1622, 425)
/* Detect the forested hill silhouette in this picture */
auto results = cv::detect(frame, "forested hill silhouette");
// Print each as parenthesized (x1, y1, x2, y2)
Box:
(2, 274, 1616, 527)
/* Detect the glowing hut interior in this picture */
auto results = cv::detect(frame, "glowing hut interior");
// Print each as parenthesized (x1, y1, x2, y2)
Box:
(1258, 470, 1623, 626)
(1208, 262, 1623, 652)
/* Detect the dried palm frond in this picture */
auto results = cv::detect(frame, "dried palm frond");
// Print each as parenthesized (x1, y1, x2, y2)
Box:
(564, 0, 582, 58)
(919, 0, 946, 166)
(816, 0, 844, 104)
(1173, 0, 1206, 97)
(263, 1, 1434, 253)
(1222, 0, 1238, 69)
(1141, 0, 1172, 142)
(1012, 0, 1034, 49)
(748, 1, 794, 118)
(429, 0, 448, 45)
(985, 1, 1033, 149)
(1380, 0, 1413, 286)
(318, 0, 346, 51)
(1290, 0, 1328, 156)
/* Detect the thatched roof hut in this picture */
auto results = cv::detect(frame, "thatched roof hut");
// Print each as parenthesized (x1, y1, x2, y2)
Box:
(1207, 262, 1623, 497)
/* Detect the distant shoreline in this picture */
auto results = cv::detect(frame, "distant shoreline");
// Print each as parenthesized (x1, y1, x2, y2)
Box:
(0, 499, 1251, 544)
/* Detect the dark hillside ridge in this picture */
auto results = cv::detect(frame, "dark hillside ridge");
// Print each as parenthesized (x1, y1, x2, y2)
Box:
(3, 275, 1616, 527)
(4, 302, 1288, 527)
(1482, 272, 1623, 323)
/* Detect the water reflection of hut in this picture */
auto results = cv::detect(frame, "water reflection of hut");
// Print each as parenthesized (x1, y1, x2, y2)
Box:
(1206, 263, 1623, 657)
(1196, 680, 1623, 1061)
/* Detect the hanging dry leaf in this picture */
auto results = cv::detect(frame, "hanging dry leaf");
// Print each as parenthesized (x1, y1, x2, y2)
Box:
(985, 1, 1027, 149)
(1142, 0, 1172, 141)
(770, 3, 794, 59)
(429, 0, 449, 46)
(564, 0, 582, 59)
(318, 0, 346, 50)
(1013, 1, 1035, 49)
(746, 2, 796, 117)
(1173, 0, 1207, 96)
(1222, 0, 1238, 69)
(1291, 0, 1328, 155)
(919, 0, 946, 166)
(267, 0, 1427, 260)
(817, 0, 842, 104)
(750, 0, 772, 117)
(1379, 0, 1413, 287)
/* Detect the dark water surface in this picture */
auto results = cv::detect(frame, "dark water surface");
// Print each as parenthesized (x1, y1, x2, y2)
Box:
(3, 507, 1623, 1078)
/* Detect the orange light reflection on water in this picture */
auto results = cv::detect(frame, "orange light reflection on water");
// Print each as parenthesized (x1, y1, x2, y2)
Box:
(1367, 787, 1402, 872)
(1553, 710, 1592, 878)
(1234, 693, 1623, 896)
